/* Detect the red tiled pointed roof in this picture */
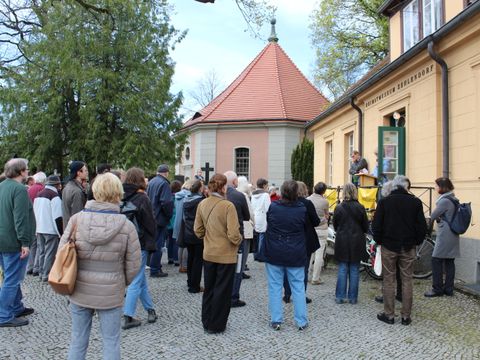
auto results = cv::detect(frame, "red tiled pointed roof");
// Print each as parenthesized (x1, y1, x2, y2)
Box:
(183, 42, 330, 129)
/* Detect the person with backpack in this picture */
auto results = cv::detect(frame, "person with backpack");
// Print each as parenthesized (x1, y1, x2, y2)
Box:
(121, 167, 158, 329)
(183, 180, 206, 293)
(425, 177, 461, 298)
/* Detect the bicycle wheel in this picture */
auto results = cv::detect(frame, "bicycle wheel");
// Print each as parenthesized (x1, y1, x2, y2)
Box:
(413, 238, 435, 279)
(363, 235, 382, 280)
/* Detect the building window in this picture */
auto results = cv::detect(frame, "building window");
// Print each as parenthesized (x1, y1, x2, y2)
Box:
(423, 0, 442, 37)
(344, 132, 354, 183)
(185, 146, 190, 161)
(403, 1, 420, 51)
(403, 0, 443, 52)
(325, 141, 333, 186)
(235, 147, 249, 179)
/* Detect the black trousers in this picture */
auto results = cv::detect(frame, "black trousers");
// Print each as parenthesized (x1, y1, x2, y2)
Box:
(432, 257, 455, 295)
(186, 244, 203, 292)
(202, 261, 236, 332)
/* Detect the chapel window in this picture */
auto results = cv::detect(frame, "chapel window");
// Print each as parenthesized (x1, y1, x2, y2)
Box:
(235, 147, 250, 179)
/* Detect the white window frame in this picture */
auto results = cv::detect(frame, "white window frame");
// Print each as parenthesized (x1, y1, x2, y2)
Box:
(234, 147, 250, 180)
(326, 141, 333, 186)
(403, 0, 420, 51)
(423, 0, 442, 37)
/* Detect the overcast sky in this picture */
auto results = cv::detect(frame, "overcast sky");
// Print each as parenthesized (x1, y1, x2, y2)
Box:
(170, 0, 319, 119)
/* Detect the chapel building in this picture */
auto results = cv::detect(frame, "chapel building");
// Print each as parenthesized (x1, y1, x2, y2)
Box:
(176, 21, 329, 186)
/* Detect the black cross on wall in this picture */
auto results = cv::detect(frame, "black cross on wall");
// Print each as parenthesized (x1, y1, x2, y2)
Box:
(201, 162, 214, 183)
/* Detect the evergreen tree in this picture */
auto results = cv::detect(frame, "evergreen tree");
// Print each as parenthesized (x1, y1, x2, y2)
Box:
(291, 138, 314, 191)
(0, 0, 186, 175)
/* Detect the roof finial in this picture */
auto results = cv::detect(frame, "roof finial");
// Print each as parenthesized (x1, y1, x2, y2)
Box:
(268, 18, 278, 43)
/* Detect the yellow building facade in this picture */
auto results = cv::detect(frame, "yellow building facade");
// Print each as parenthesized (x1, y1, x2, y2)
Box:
(307, 0, 480, 283)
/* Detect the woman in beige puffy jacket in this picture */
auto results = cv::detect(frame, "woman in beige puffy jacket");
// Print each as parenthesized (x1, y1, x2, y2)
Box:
(59, 173, 141, 360)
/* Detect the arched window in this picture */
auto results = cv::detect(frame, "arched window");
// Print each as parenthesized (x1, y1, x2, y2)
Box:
(235, 147, 249, 178)
(185, 146, 190, 161)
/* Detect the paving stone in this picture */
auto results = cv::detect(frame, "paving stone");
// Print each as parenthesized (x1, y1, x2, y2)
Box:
(1, 255, 479, 359)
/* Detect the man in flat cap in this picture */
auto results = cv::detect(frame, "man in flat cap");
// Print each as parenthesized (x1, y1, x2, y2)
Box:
(147, 164, 173, 277)
(33, 175, 63, 282)
(62, 161, 88, 229)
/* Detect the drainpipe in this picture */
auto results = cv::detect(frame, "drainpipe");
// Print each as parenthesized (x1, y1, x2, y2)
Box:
(350, 97, 363, 154)
(428, 40, 449, 178)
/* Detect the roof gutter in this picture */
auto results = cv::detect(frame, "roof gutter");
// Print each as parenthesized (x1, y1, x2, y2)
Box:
(427, 41, 449, 178)
(306, 1, 480, 130)
(350, 97, 363, 154)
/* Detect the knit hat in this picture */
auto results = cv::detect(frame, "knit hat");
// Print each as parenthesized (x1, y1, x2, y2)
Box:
(69, 161, 85, 178)
(157, 164, 169, 173)
(46, 175, 61, 186)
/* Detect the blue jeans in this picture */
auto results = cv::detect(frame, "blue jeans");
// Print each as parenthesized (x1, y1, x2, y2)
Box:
(335, 261, 360, 302)
(254, 232, 266, 261)
(284, 255, 310, 298)
(68, 303, 122, 360)
(265, 263, 307, 327)
(167, 229, 178, 263)
(0, 252, 28, 324)
(124, 250, 155, 317)
(150, 226, 168, 275)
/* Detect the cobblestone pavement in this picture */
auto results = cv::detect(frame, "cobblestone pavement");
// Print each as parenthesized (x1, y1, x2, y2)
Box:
(2, 256, 480, 359)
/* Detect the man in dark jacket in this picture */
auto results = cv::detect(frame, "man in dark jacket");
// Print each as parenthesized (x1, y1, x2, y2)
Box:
(62, 161, 88, 230)
(224, 171, 250, 308)
(372, 175, 427, 325)
(147, 164, 173, 277)
(0, 158, 36, 327)
(349, 150, 368, 185)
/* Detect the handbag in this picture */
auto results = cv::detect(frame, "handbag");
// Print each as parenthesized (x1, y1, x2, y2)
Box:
(373, 245, 382, 276)
(48, 222, 78, 295)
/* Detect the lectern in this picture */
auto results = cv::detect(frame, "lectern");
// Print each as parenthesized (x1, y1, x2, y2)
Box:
(357, 174, 376, 187)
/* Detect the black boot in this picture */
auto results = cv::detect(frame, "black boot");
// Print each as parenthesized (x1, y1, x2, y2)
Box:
(122, 315, 141, 330)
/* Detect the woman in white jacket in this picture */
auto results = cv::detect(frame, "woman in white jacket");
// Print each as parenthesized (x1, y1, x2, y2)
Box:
(250, 178, 271, 260)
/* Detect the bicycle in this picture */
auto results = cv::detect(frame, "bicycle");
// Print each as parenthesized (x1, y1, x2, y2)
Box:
(362, 232, 436, 280)
(327, 226, 435, 280)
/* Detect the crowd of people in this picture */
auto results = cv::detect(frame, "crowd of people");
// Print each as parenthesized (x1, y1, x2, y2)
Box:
(0, 156, 461, 358)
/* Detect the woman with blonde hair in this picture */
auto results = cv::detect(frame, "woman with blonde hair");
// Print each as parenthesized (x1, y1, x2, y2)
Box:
(333, 183, 368, 304)
(60, 173, 141, 359)
(194, 174, 242, 334)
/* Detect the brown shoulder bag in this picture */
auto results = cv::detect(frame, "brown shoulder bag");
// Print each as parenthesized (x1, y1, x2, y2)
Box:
(48, 222, 78, 295)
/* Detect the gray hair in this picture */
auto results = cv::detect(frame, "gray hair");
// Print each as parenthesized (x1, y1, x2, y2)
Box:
(342, 182, 358, 201)
(4, 158, 28, 179)
(224, 171, 238, 186)
(237, 176, 250, 194)
(381, 181, 394, 197)
(392, 175, 410, 191)
(296, 181, 309, 198)
(33, 171, 47, 184)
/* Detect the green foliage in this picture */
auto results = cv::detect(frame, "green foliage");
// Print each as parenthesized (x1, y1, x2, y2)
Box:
(291, 138, 314, 191)
(0, 0, 186, 176)
(310, 0, 388, 100)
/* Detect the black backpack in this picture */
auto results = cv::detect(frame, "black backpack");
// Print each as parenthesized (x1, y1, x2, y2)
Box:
(443, 196, 472, 235)
(120, 194, 144, 239)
